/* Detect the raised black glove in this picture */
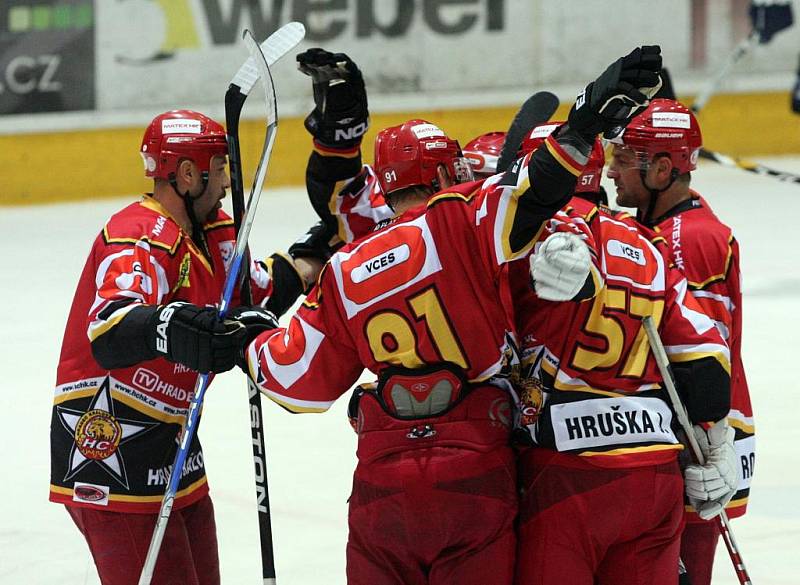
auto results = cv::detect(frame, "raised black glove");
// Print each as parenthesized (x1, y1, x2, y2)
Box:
(568, 45, 662, 139)
(288, 220, 339, 264)
(297, 48, 369, 148)
(227, 305, 279, 370)
(750, 0, 794, 44)
(148, 302, 245, 374)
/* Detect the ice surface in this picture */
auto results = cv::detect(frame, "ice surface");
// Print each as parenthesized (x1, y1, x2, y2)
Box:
(1, 156, 798, 584)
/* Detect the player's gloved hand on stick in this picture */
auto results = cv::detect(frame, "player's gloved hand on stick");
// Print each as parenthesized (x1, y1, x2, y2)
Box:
(568, 45, 662, 139)
(297, 48, 369, 148)
(148, 302, 245, 374)
(684, 419, 738, 520)
(228, 305, 279, 371)
(530, 232, 591, 301)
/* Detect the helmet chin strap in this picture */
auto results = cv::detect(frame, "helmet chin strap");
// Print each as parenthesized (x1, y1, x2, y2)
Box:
(638, 159, 678, 227)
(169, 171, 211, 257)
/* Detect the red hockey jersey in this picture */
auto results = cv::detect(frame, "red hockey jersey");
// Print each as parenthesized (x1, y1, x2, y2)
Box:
(510, 204, 731, 469)
(246, 137, 585, 413)
(50, 196, 274, 513)
(649, 192, 753, 518)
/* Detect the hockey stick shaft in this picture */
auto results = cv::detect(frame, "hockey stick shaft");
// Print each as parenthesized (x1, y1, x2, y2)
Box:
(691, 32, 758, 114)
(700, 147, 800, 185)
(225, 23, 303, 583)
(139, 31, 279, 585)
(641, 317, 752, 585)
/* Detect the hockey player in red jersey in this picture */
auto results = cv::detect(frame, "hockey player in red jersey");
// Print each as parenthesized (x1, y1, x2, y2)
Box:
(511, 202, 735, 584)
(607, 98, 753, 585)
(49, 110, 326, 585)
(242, 47, 664, 585)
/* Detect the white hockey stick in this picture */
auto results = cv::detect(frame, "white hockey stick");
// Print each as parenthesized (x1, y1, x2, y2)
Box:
(642, 317, 752, 585)
(225, 21, 304, 584)
(138, 30, 279, 585)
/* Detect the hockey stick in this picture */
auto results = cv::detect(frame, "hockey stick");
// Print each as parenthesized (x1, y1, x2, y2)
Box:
(691, 32, 759, 114)
(225, 22, 304, 584)
(138, 30, 279, 585)
(699, 147, 800, 185)
(642, 317, 753, 585)
(496, 91, 560, 173)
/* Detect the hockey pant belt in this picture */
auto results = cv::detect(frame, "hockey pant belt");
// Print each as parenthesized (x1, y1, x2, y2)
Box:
(348, 364, 514, 464)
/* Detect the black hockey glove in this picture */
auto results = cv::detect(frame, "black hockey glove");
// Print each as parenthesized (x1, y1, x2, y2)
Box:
(297, 48, 369, 148)
(288, 220, 340, 264)
(148, 302, 245, 374)
(227, 305, 279, 371)
(750, 0, 794, 44)
(567, 45, 663, 139)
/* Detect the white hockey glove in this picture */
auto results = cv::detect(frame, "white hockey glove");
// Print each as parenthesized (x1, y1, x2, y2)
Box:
(684, 420, 737, 520)
(530, 232, 591, 301)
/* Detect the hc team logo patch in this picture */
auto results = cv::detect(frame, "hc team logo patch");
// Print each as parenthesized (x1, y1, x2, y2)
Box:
(74, 409, 122, 460)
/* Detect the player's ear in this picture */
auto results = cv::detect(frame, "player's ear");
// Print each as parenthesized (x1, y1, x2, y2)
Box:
(436, 165, 454, 189)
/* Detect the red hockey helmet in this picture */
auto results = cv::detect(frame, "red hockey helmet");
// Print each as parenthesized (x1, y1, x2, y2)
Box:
(374, 119, 474, 196)
(518, 121, 605, 193)
(612, 98, 702, 174)
(463, 131, 506, 176)
(140, 110, 228, 181)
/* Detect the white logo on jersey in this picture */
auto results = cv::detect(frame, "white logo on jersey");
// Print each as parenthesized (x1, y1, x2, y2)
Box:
(606, 239, 646, 265)
(152, 216, 166, 237)
(351, 244, 410, 283)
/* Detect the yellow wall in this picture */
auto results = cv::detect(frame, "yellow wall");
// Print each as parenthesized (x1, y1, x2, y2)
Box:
(3, 90, 799, 206)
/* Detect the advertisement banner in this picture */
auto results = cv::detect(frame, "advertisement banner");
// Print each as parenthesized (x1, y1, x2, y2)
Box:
(0, 0, 95, 115)
(95, 0, 525, 111)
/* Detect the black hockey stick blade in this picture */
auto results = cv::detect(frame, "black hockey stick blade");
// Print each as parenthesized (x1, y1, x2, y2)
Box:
(496, 91, 560, 173)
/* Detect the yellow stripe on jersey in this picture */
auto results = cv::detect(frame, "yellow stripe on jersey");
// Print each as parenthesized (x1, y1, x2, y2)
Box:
(552, 381, 627, 398)
(330, 178, 356, 243)
(427, 191, 470, 207)
(498, 175, 547, 261)
(50, 476, 208, 502)
(688, 234, 734, 290)
(580, 443, 683, 458)
(544, 136, 583, 177)
(685, 495, 748, 514)
(313, 142, 361, 158)
(103, 228, 181, 255)
(728, 417, 756, 435)
(667, 350, 731, 375)
(205, 217, 234, 231)
(87, 303, 138, 342)
(261, 390, 331, 413)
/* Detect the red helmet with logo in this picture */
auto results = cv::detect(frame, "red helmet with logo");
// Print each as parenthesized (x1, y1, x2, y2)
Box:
(518, 121, 605, 193)
(374, 119, 474, 196)
(463, 131, 506, 176)
(613, 98, 702, 174)
(140, 110, 228, 180)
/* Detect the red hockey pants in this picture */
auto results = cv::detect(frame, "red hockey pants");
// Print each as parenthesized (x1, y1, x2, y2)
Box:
(515, 449, 684, 585)
(66, 494, 219, 585)
(681, 520, 721, 585)
(346, 445, 517, 585)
